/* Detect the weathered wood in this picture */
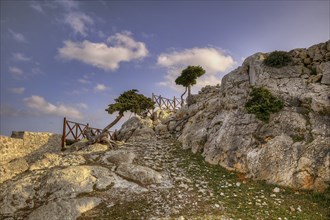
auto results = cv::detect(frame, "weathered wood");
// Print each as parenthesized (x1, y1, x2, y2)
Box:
(152, 93, 184, 111)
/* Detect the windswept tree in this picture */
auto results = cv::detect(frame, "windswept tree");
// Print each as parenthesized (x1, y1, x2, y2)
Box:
(175, 65, 205, 104)
(85, 89, 155, 147)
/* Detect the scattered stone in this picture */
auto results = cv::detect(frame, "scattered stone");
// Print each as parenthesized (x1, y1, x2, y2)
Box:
(273, 187, 281, 193)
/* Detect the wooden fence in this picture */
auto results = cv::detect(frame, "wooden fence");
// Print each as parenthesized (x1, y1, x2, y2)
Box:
(152, 93, 183, 111)
(61, 117, 112, 150)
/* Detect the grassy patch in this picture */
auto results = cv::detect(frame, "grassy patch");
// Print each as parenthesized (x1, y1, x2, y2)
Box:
(174, 145, 330, 220)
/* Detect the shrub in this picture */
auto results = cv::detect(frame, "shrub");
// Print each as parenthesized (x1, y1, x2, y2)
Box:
(263, 51, 292, 68)
(245, 87, 284, 122)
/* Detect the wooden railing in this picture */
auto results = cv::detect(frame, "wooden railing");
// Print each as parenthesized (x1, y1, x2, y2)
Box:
(152, 93, 183, 111)
(61, 117, 112, 150)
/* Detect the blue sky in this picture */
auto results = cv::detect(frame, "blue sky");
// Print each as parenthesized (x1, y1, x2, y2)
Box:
(1, 0, 329, 136)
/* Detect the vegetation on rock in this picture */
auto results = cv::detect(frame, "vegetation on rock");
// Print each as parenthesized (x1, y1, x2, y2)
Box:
(263, 50, 292, 68)
(175, 65, 205, 104)
(245, 87, 284, 122)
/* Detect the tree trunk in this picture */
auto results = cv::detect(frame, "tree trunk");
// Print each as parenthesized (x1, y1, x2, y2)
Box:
(102, 112, 124, 133)
(187, 85, 191, 99)
(84, 112, 124, 149)
(180, 87, 188, 105)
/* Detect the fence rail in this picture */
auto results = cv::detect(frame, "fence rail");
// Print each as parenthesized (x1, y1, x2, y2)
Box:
(152, 93, 183, 111)
(61, 117, 112, 150)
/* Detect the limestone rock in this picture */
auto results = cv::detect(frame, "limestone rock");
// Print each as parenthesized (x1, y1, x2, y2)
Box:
(29, 153, 86, 170)
(116, 163, 162, 185)
(27, 197, 101, 220)
(162, 40, 330, 191)
(0, 132, 61, 165)
(320, 62, 330, 85)
(0, 165, 114, 216)
(38, 166, 115, 199)
(0, 158, 29, 184)
(104, 150, 136, 165)
(116, 116, 154, 141)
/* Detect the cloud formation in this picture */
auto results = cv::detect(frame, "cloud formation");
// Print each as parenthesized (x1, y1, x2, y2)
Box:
(9, 87, 25, 94)
(13, 53, 31, 62)
(9, 30, 27, 43)
(64, 12, 94, 36)
(30, 1, 44, 13)
(157, 47, 236, 92)
(94, 83, 108, 92)
(9, 66, 24, 79)
(24, 95, 83, 119)
(58, 32, 148, 71)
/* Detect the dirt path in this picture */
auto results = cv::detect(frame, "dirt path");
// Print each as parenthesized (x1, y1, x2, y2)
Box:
(78, 138, 330, 220)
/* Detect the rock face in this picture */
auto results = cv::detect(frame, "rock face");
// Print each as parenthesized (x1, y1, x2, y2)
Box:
(155, 41, 330, 192)
(27, 197, 101, 220)
(0, 131, 163, 219)
(0, 131, 62, 184)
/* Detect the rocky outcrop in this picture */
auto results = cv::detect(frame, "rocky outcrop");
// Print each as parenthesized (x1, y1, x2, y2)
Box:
(27, 197, 101, 220)
(153, 41, 330, 192)
(116, 163, 163, 185)
(0, 132, 62, 184)
(0, 131, 164, 219)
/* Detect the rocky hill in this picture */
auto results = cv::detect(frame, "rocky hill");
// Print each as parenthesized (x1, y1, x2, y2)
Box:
(0, 41, 329, 219)
(162, 41, 330, 192)
(119, 40, 330, 192)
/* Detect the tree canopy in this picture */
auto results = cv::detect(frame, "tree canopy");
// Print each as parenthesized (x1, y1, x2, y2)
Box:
(105, 89, 155, 116)
(175, 65, 206, 88)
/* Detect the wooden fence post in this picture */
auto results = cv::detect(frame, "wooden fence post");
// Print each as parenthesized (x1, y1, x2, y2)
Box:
(61, 117, 66, 151)
(174, 96, 176, 109)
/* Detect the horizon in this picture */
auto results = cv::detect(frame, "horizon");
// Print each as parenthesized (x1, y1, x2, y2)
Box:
(1, 0, 329, 136)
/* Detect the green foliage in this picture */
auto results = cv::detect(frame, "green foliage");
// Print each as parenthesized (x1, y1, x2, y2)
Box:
(175, 65, 206, 87)
(105, 89, 155, 115)
(245, 87, 284, 122)
(263, 51, 292, 68)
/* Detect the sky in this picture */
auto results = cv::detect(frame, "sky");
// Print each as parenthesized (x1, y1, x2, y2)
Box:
(1, 0, 329, 136)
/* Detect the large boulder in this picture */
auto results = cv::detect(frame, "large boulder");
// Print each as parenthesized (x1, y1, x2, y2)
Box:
(27, 197, 101, 220)
(116, 116, 156, 141)
(0, 165, 114, 216)
(116, 163, 162, 185)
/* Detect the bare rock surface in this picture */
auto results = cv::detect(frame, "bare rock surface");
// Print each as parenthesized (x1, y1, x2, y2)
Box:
(27, 197, 101, 220)
(116, 163, 162, 185)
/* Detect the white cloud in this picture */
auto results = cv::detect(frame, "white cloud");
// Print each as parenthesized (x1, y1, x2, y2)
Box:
(9, 66, 24, 78)
(77, 74, 92, 84)
(94, 84, 108, 92)
(157, 47, 236, 92)
(13, 53, 31, 61)
(9, 29, 27, 43)
(58, 32, 149, 71)
(56, 0, 79, 11)
(9, 87, 25, 94)
(24, 95, 83, 120)
(77, 103, 88, 109)
(77, 78, 90, 84)
(30, 1, 44, 13)
(64, 12, 93, 36)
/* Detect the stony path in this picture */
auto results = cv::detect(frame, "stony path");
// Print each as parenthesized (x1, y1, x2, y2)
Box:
(78, 138, 330, 220)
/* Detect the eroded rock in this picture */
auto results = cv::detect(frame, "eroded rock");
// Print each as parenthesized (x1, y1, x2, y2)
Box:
(116, 163, 162, 185)
(27, 197, 101, 220)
